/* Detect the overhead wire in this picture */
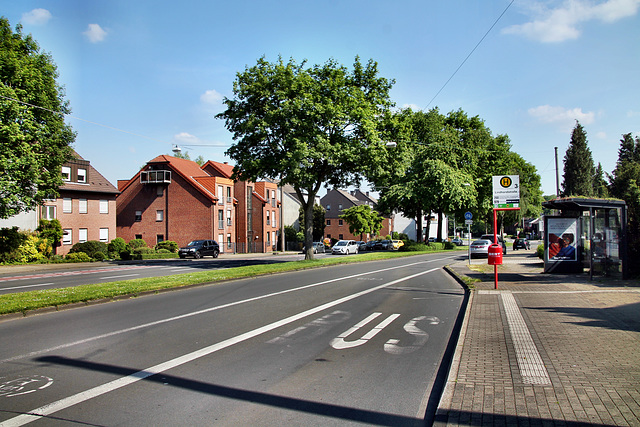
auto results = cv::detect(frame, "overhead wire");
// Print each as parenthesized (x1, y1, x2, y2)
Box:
(425, 0, 515, 109)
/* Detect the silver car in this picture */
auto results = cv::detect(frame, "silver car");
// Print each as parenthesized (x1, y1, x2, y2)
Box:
(331, 240, 359, 255)
(469, 239, 492, 258)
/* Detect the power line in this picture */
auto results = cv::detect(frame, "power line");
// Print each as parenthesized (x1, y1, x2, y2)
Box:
(425, 0, 515, 109)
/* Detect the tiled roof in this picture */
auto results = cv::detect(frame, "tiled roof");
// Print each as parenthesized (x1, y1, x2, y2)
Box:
(202, 160, 235, 179)
(60, 151, 119, 194)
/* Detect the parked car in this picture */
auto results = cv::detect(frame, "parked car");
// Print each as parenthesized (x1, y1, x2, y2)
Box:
(480, 234, 507, 255)
(357, 241, 368, 251)
(469, 239, 492, 258)
(391, 239, 404, 250)
(428, 237, 436, 243)
(374, 239, 392, 250)
(331, 240, 359, 255)
(365, 240, 377, 251)
(313, 242, 325, 253)
(451, 237, 463, 246)
(513, 238, 530, 250)
(179, 239, 220, 259)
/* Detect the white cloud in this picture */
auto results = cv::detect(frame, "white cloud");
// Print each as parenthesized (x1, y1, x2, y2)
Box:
(503, 0, 640, 42)
(173, 132, 201, 145)
(595, 131, 607, 139)
(83, 24, 108, 43)
(528, 105, 595, 126)
(200, 89, 224, 105)
(21, 9, 52, 26)
(401, 103, 421, 111)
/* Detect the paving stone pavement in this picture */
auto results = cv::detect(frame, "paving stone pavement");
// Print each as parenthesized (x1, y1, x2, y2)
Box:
(435, 249, 640, 427)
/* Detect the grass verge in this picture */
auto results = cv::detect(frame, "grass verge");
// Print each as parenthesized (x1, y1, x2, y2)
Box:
(1, 249, 459, 316)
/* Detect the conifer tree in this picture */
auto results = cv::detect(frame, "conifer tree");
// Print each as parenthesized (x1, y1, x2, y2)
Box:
(561, 121, 595, 197)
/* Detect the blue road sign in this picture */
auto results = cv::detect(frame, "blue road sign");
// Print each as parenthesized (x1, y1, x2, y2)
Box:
(464, 211, 472, 220)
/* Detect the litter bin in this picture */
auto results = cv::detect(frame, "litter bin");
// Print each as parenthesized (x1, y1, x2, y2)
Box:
(488, 244, 503, 265)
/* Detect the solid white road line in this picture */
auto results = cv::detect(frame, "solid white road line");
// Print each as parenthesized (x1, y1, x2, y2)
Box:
(1, 267, 441, 426)
(0, 283, 54, 292)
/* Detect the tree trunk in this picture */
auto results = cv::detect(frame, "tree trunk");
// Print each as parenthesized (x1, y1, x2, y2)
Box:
(416, 209, 423, 243)
(437, 211, 444, 242)
(303, 199, 315, 260)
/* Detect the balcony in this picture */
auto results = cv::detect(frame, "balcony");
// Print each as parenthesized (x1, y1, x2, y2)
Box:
(141, 170, 171, 184)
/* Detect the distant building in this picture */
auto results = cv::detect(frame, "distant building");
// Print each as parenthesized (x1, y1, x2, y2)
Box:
(320, 189, 393, 241)
(42, 151, 120, 255)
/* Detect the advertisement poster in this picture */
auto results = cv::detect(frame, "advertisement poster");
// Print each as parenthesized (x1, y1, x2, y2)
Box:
(547, 218, 578, 262)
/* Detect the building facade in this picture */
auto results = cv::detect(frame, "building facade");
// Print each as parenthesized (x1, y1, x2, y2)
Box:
(320, 189, 393, 242)
(117, 155, 235, 251)
(42, 152, 119, 255)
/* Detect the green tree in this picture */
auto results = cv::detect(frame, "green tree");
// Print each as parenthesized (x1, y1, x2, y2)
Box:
(593, 163, 609, 198)
(218, 56, 394, 259)
(339, 204, 383, 240)
(562, 121, 595, 197)
(36, 219, 62, 251)
(0, 18, 75, 218)
(609, 133, 640, 274)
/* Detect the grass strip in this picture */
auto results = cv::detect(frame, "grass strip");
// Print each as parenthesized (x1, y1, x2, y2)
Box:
(1, 249, 459, 316)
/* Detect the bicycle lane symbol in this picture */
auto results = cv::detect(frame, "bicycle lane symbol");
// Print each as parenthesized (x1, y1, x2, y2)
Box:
(0, 375, 54, 397)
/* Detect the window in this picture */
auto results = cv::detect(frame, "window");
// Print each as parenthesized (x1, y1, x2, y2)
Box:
(218, 234, 224, 247)
(157, 186, 164, 196)
(135, 211, 142, 222)
(135, 234, 142, 240)
(100, 200, 108, 214)
(266, 210, 270, 225)
(77, 168, 86, 183)
(79, 199, 87, 214)
(339, 219, 343, 226)
(227, 187, 232, 203)
(218, 210, 224, 229)
(42, 206, 56, 220)
(218, 186, 224, 205)
(63, 229, 72, 245)
(63, 198, 72, 213)
(271, 190, 276, 207)
(157, 235, 164, 244)
(339, 234, 344, 240)
(79, 228, 88, 243)
(338, 204, 343, 210)
(156, 210, 164, 222)
(62, 166, 71, 182)
(272, 210, 276, 228)
(226, 209, 232, 226)
(326, 219, 331, 226)
(326, 204, 331, 210)
(227, 233, 232, 249)
(99, 228, 109, 242)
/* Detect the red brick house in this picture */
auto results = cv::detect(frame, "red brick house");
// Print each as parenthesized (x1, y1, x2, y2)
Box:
(41, 151, 119, 255)
(116, 155, 235, 251)
(320, 189, 393, 242)
(201, 160, 280, 253)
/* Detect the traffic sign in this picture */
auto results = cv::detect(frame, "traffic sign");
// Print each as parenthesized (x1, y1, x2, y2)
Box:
(492, 175, 520, 208)
(464, 211, 472, 220)
(465, 219, 473, 225)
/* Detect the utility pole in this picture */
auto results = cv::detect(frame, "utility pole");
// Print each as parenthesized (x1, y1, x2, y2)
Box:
(555, 146, 560, 197)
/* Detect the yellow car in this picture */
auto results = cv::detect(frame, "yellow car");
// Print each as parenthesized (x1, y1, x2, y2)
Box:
(391, 240, 404, 250)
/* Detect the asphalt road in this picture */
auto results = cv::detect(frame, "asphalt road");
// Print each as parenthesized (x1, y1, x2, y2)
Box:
(0, 253, 308, 295)
(0, 253, 466, 426)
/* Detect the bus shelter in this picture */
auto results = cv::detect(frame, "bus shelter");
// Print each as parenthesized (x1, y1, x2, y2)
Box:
(542, 198, 628, 280)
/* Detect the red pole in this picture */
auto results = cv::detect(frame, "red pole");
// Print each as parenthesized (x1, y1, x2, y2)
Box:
(493, 209, 498, 290)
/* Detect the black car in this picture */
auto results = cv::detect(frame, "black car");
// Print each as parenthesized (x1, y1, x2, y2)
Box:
(513, 238, 531, 250)
(179, 240, 220, 259)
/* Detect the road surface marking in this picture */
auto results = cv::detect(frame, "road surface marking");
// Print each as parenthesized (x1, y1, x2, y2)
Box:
(0, 267, 441, 426)
(331, 313, 401, 349)
(98, 274, 140, 280)
(0, 283, 54, 292)
(0, 258, 452, 365)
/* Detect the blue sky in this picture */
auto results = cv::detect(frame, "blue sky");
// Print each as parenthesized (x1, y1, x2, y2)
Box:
(3, 0, 639, 196)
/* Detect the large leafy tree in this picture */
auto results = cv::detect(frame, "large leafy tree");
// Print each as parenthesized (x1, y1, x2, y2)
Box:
(339, 204, 383, 241)
(562, 121, 595, 197)
(0, 18, 75, 219)
(218, 56, 394, 259)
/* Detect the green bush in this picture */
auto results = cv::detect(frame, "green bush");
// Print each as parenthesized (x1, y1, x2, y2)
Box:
(536, 244, 544, 260)
(129, 238, 147, 249)
(0, 227, 28, 263)
(443, 241, 456, 250)
(155, 240, 178, 253)
(65, 252, 92, 263)
(69, 241, 108, 259)
(156, 248, 171, 254)
(133, 247, 155, 255)
(93, 252, 106, 261)
(16, 235, 46, 263)
(36, 219, 62, 248)
(108, 237, 129, 257)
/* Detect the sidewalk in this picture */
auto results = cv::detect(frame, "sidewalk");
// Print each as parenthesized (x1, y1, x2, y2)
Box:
(436, 251, 640, 426)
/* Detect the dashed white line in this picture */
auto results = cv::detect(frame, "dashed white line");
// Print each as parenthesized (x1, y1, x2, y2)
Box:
(1, 283, 54, 292)
(98, 274, 140, 280)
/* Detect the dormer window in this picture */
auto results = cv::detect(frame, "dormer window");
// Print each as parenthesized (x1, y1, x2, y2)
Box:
(62, 166, 71, 182)
(77, 168, 86, 183)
